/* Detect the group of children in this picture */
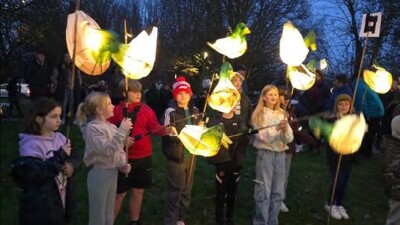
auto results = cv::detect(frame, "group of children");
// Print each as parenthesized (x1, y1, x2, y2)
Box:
(11, 70, 374, 225)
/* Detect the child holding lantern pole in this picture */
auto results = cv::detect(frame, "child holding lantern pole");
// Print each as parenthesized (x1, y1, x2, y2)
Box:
(162, 76, 201, 225)
(251, 84, 293, 225)
(75, 92, 132, 225)
(108, 80, 174, 225)
(323, 94, 355, 220)
(207, 103, 248, 225)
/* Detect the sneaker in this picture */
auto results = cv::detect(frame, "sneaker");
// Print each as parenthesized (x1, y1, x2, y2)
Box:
(337, 205, 349, 219)
(324, 204, 342, 220)
(177, 221, 185, 225)
(280, 202, 289, 212)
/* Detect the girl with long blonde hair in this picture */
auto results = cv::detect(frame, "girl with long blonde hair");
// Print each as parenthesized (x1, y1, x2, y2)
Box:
(251, 85, 293, 225)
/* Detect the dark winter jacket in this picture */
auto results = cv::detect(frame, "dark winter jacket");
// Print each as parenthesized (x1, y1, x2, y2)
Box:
(207, 113, 248, 166)
(162, 103, 200, 163)
(324, 116, 354, 169)
(239, 92, 252, 129)
(10, 148, 80, 225)
(381, 135, 400, 200)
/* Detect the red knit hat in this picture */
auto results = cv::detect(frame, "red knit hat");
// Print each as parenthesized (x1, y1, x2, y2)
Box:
(172, 76, 192, 99)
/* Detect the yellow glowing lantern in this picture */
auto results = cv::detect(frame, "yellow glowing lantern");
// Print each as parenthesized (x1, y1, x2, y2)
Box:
(330, 114, 368, 155)
(113, 27, 158, 79)
(287, 64, 316, 90)
(207, 62, 241, 113)
(320, 59, 328, 70)
(66, 10, 111, 75)
(279, 21, 309, 66)
(178, 124, 232, 157)
(309, 114, 368, 155)
(363, 65, 393, 94)
(207, 22, 251, 59)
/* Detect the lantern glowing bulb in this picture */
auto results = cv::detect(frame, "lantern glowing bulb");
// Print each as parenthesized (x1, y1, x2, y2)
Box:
(207, 22, 251, 59)
(309, 114, 368, 155)
(363, 65, 393, 94)
(113, 27, 158, 80)
(66, 10, 112, 75)
(279, 21, 309, 66)
(320, 59, 328, 70)
(287, 64, 316, 90)
(178, 124, 232, 157)
(208, 62, 241, 113)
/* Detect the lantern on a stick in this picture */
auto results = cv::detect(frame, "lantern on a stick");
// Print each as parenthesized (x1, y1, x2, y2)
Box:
(309, 114, 368, 155)
(207, 62, 241, 113)
(363, 64, 393, 94)
(178, 124, 232, 157)
(207, 22, 251, 59)
(114, 27, 158, 79)
(287, 64, 316, 91)
(66, 10, 115, 75)
(279, 21, 309, 66)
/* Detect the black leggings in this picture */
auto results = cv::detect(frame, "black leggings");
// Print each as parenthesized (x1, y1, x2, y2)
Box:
(215, 162, 242, 222)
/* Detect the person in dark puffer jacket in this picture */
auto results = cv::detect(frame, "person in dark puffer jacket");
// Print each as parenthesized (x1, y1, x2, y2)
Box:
(162, 76, 201, 225)
(10, 98, 80, 225)
(382, 109, 400, 225)
(207, 106, 248, 225)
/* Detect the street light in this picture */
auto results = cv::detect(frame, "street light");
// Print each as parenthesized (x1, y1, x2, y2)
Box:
(203, 51, 208, 79)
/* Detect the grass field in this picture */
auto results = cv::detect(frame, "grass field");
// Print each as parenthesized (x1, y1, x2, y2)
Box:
(0, 119, 389, 225)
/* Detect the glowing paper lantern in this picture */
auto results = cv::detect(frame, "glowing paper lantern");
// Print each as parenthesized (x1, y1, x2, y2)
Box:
(309, 114, 368, 155)
(207, 62, 241, 113)
(66, 10, 112, 75)
(207, 22, 251, 59)
(287, 64, 316, 90)
(279, 21, 309, 66)
(320, 59, 328, 70)
(178, 124, 232, 157)
(363, 65, 393, 94)
(113, 27, 158, 79)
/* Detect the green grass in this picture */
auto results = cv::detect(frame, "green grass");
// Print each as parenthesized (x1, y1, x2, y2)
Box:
(0, 120, 389, 225)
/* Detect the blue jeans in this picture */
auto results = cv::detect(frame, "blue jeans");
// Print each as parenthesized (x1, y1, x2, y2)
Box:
(327, 163, 351, 206)
(253, 150, 286, 225)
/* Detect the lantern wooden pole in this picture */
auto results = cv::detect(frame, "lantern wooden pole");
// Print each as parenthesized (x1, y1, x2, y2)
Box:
(350, 33, 370, 113)
(186, 72, 217, 187)
(65, 0, 80, 140)
(123, 20, 130, 177)
(327, 31, 370, 225)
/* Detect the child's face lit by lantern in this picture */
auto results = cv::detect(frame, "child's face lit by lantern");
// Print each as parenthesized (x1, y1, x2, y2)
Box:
(337, 100, 351, 116)
(263, 89, 279, 110)
(176, 91, 191, 108)
(231, 76, 243, 90)
(127, 91, 141, 104)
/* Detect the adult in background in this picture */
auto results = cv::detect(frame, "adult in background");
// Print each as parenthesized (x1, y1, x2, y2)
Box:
(299, 70, 330, 115)
(381, 104, 400, 225)
(24, 49, 53, 100)
(354, 77, 384, 157)
(6, 75, 24, 118)
(145, 81, 163, 120)
(326, 74, 353, 113)
(52, 53, 83, 123)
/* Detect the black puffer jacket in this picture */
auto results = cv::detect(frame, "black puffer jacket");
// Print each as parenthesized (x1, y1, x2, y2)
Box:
(10, 148, 80, 225)
(207, 113, 248, 166)
(381, 135, 400, 200)
(162, 103, 200, 163)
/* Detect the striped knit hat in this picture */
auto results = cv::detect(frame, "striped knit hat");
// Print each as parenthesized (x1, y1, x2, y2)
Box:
(172, 76, 192, 99)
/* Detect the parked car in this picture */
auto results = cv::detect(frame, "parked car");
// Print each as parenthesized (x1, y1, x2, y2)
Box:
(0, 82, 30, 98)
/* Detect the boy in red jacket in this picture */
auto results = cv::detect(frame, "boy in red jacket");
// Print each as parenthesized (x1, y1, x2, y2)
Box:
(108, 80, 174, 225)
